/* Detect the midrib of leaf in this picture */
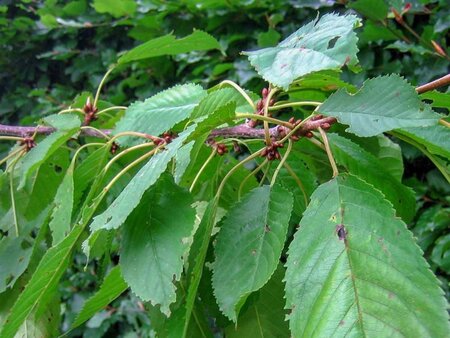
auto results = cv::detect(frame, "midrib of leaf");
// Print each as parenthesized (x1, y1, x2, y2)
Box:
(254, 306, 264, 338)
(339, 190, 366, 338)
(248, 196, 271, 288)
(148, 218, 169, 302)
(304, 248, 348, 337)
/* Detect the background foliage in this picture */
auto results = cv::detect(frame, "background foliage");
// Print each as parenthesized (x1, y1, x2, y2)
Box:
(0, 0, 449, 336)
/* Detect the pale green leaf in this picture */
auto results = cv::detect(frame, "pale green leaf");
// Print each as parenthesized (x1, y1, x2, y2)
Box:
(72, 266, 128, 328)
(118, 30, 221, 64)
(49, 166, 74, 245)
(0, 235, 33, 293)
(328, 133, 415, 222)
(244, 14, 360, 89)
(18, 114, 81, 189)
(285, 174, 449, 337)
(90, 126, 193, 233)
(0, 225, 84, 338)
(113, 84, 206, 146)
(225, 265, 289, 338)
(319, 75, 440, 137)
(213, 184, 293, 321)
(120, 175, 196, 315)
(92, 0, 136, 18)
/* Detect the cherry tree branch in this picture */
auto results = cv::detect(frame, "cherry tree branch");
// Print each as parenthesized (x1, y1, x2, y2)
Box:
(416, 73, 450, 94)
(0, 117, 336, 141)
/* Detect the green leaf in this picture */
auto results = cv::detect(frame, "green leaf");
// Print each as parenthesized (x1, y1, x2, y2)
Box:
(0, 235, 33, 293)
(285, 174, 449, 337)
(92, 0, 136, 18)
(420, 90, 450, 110)
(189, 102, 236, 140)
(349, 0, 388, 21)
(0, 225, 84, 338)
(71, 266, 128, 328)
(18, 114, 81, 189)
(431, 233, 450, 274)
(268, 147, 317, 216)
(183, 198, 220, 337)
(73, 145, 110, 207)
(118, 30, 221, 64)
(113, 84, 206, 146)
(319, 75, 441, 137)
(328, 133, 416, 222)
(395, 125, 450, 159)
(225, 265, 289, 338)
(213, 184, 293, 321)
(244, 14, 360, 90)
(190, 88, 240, 120)
(120, 174, 195, 316)
(90, 126, 194, 233)
(48, 166, 74, 245)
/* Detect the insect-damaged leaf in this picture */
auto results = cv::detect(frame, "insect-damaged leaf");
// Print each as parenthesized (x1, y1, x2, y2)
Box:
(244, 13, 360, 90)
(285, 174, 449, 337)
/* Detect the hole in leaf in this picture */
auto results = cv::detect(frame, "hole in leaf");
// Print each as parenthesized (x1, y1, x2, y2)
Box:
(327, 36, 340, 49)
(54, 165, 62, 173)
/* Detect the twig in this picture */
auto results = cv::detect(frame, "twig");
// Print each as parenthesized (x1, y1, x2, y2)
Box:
(0, 116, 337, 142)
(416, 74, 450, 94)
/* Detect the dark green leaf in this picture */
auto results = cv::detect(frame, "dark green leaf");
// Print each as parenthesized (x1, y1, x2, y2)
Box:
(225, 265, 289, 337)
(72, 266, 128, 328)
(213, 184, 293, 321)
(349, 0, 388, 21)
(120, 175, 195, 315)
